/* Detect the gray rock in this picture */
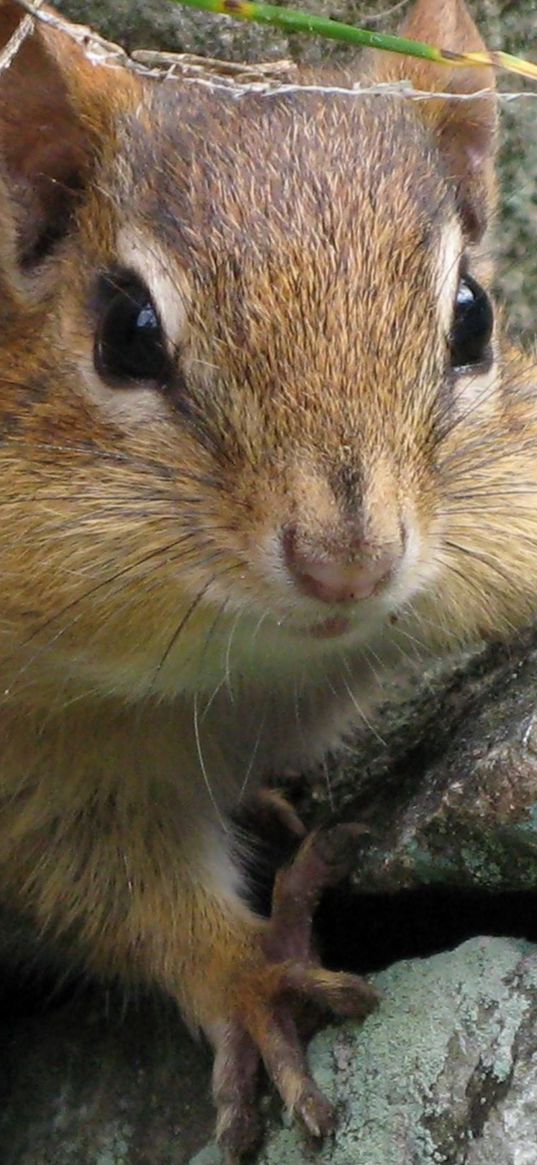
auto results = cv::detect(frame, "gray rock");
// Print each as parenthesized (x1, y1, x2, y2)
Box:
(293, 634, 537, 893)
(3, 938, 537, 1164)
(191, 936, 537, 1165)
(0, 990, 213, 1165)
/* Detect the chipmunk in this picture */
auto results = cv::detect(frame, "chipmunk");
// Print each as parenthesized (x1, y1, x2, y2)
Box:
(1, 0, 536, 1157)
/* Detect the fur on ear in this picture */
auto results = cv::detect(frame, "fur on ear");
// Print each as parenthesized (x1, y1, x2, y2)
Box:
(0, 1, 131, 275)
(367, 0, 497, 241)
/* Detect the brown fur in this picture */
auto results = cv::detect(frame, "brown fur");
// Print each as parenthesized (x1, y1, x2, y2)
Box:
(1, 0, 536, 1152)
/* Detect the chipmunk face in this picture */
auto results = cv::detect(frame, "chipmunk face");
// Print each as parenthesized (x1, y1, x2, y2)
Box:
(0, 0, 514, 701)
(68, 89, 495, 648)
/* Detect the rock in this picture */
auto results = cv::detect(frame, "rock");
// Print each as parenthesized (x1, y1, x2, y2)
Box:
(292, 633, 537, 894)
(191, 936, 537, 1165)
(0, 988, 214, 1165)
(3, 938, 537, 1164)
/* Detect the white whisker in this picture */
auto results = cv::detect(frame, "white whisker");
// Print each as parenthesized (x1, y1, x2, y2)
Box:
(194, 688, 228, 830)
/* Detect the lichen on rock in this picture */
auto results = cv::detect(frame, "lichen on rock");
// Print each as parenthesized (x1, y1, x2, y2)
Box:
(191, 937, 537, 1165)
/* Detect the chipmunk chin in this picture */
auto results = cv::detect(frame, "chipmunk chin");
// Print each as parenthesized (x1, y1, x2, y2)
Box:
(292, 614, 353, 641)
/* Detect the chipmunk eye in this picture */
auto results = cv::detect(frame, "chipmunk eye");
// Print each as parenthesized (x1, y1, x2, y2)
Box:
(94, 272, 170, 386)
(450, 275, 493, 370)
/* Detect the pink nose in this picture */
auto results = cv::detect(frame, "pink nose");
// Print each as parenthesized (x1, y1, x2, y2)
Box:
(284, 532, 401, 605)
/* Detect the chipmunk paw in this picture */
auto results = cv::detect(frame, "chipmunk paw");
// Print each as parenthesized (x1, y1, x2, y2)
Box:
(211, 825, 379, 1160)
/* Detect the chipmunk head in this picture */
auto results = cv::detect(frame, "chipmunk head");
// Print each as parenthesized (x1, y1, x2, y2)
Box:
(1, 0, 522, 701)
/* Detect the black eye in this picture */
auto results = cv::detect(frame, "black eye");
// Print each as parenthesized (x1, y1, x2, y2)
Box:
(450, 274, 493, 370)
(94, 272, 170, 386)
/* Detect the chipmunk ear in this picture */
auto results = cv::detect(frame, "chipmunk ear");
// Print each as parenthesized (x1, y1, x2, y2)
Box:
(368, 0, 497, 240)
(0, 1, 128, 284)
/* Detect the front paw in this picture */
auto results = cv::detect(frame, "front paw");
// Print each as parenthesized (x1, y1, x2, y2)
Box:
(210, 825, 380, 1162)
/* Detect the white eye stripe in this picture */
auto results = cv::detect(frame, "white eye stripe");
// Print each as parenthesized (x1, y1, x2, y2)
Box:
(435, 219, 464, 334)
(116, 228, 190, 349)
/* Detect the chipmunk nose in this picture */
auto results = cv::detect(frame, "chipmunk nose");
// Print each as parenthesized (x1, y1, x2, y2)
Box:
(283, 529, 402, 605)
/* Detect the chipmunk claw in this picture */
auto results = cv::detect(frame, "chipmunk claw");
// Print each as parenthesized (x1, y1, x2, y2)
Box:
(293, 1085, 335, 1139)
(212, 825, 378, 1160)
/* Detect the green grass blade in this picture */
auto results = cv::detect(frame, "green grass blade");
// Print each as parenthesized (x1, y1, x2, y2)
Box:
(168, 0, 537, 82)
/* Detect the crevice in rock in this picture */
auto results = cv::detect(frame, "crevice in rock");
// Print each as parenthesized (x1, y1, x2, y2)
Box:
(239, 810, 537, 974)
(421, 1059, 515, 1163)
(466, 1058, 514, 1141)
(318, 885, 537, 973)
